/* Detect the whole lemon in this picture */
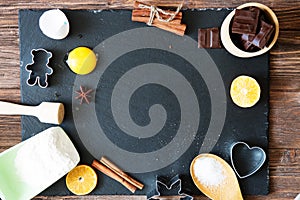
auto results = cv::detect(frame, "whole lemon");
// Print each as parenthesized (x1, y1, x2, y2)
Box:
(66, 47, 97, 75)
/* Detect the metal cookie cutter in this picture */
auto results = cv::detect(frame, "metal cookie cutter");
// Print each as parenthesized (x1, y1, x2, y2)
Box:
(147, 175, 193, 200)
(230, 141, 266, 179)
(25, 48, 53, 88)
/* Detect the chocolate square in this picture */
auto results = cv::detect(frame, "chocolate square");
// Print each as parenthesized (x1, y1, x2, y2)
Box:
(198, 28, 221, 48)
(251, 20, 274, 49)
(240, 34, 256, 51)
(231, 8, 260, 35)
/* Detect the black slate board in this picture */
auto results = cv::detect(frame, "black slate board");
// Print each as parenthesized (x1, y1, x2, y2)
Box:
(19, 9, 269, 197)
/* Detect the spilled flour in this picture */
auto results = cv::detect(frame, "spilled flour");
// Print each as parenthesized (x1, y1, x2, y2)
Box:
(14, 127, 80, 188)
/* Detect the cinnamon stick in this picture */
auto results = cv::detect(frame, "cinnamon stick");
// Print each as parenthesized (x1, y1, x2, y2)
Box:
(131, 1, 186, 36)
(132, 15, 182, 25)
(131, 15, 186, 36)
(132, 9, 182, 21)
(100, 156, 144, 190)
(153, 21, 186, 36)
(92, 160, 137, 193)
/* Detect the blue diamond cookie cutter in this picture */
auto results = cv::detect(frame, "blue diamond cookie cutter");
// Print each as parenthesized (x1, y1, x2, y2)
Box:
(147, 175, 193, 200)
(25, 48, 53, 88)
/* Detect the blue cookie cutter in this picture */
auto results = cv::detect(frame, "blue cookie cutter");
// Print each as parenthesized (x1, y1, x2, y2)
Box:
(25, 48, 53, 88)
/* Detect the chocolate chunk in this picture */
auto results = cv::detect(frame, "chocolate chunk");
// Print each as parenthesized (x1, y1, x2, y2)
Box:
(231, 8, 260, 35)
(198, 28, 222, 49)
(251, 20, 274, 49)
(231, 7, 275, 51)
(239, 20, 274, 51)
(240, 34, 255, 51)
(241, 34, 254, 41)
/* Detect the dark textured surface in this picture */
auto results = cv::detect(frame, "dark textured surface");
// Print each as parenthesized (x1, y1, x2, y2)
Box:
(19, 9, 269, 196)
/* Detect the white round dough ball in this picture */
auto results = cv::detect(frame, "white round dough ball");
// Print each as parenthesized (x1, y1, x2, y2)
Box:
(39, 9, 70, 40)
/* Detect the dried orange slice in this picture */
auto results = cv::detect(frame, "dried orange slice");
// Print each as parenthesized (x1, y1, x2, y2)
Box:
(66, 165, 97, 195)
(230, 75, 261, 108)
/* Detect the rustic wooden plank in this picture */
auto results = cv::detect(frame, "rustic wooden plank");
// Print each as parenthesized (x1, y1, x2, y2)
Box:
(35, 195, 300, 200)
(0, 116, 21, 152)
(269, 149, 300, 176)
(269, 75, 300, 148)
(276, 7, 300, 30)
(270, 31, 300, 78)
(0, 89, 21, 152)
(0, 0, 299, 9)
(0, 1, 299, 24)
(0, 88, 20, 101)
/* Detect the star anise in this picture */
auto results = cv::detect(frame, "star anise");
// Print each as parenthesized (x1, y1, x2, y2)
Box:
(75, 86, 93, 104)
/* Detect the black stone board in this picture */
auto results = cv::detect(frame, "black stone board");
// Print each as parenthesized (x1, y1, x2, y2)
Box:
(19, 9, 269, 197)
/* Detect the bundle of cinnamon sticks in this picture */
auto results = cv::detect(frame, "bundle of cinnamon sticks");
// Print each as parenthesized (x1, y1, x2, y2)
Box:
(92, 157, 144, 193)
(132, 1, 186, 36)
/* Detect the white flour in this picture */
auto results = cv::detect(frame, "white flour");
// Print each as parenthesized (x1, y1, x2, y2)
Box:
(193, 157, 226, 186)
(14, 127, 80, 188)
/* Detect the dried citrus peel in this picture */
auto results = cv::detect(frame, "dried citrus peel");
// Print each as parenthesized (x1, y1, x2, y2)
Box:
(230, 75, 261, 108)
(66, 165, 98, 195)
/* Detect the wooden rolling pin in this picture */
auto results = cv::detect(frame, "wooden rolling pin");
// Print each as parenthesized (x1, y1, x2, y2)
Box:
(0, 101, 64, 125)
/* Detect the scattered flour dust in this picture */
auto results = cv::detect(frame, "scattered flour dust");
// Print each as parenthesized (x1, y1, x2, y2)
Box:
(14, 127, 80, 188)
(193, 157, 226, 187)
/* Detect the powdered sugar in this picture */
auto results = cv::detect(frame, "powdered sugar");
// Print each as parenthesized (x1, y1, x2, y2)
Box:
(193, 157, 226, 186)
(14, 127, 80, 188)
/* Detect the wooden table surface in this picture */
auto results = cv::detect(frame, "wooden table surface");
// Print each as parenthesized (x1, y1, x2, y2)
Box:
(0, 0, 299, 199)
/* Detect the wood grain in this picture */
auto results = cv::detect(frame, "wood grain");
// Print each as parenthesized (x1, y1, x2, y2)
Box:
(0, 0, 299, 199)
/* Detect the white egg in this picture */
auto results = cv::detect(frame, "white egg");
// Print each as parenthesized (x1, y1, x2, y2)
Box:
(39, 9, 70, 40)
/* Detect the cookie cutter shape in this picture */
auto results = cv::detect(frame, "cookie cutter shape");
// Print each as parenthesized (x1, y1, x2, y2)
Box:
(147, 175, 193, 200)
(25, 48, 53, 88)
(230, 141, 266, 179)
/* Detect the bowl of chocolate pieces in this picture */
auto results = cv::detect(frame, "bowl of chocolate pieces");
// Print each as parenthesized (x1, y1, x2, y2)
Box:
(220, 2, 279, 58)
